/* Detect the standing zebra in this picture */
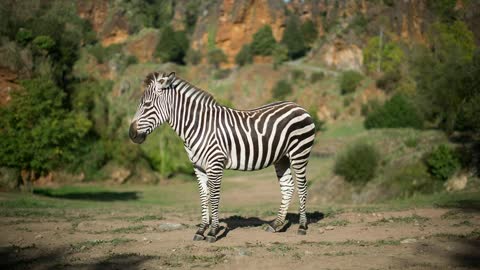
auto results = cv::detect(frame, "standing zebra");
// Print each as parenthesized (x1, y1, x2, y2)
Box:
(129, 72, 316, 242)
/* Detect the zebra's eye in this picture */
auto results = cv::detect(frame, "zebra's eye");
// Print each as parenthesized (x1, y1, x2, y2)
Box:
(144, 101, 152, 107)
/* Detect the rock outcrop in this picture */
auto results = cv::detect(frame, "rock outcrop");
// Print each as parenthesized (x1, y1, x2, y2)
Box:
(320, 39, 363, 71)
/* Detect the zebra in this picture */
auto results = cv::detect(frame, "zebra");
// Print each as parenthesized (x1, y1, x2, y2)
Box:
(129, 72, 316, 242)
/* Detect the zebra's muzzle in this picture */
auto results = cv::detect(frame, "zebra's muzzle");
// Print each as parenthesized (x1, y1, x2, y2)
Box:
(129, 121, 146, 144)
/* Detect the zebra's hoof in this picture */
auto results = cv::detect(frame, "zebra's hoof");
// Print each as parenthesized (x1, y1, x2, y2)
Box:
(297, 228, 307, 235)
(264, 224, 276, 233)
(193, 234, 205, 241)
(205, 235, 217, 243)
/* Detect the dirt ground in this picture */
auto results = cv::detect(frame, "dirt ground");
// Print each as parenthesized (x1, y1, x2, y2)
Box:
(1, 172, 479, 270)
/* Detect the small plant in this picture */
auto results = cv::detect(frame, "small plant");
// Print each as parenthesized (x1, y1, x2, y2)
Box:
(32, 35, 56, 53)
(334, 142, 380, 185)
(235, 44, 253, 66)
(15, 28, 33, 45)
(404, 137, 419, 148)
(207, 48, 227, 69)
(364, 94, 423, 129)
(272, 44, 288, 69)
(213, 69, 231, 80)
(425, 144, 460, 181)
(310, 72, 324, 84)
(339, 70, 363, 95)
(291, 69, 306, 82)
(271, 80, 293, 100)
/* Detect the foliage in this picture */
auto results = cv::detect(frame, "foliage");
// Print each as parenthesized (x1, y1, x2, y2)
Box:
(281, 15, 307, 59)
(15, 28, 33, 45)
(213, 69, 231, 80)
(454, 93, 480, 132)
(88, 44, 122, 64)
(235, 44, 253, 66)
(339, 70, 363, 95)
(308, 107, 326, 133)
(140, 125, 193, 177)
(349, 14, 368, 34)
(271, 80, 293, 100)
(155, 26, 189, 64)
(363, 37, 404, 74)
(428, 0, 457, 22)
(361, 99, 381, 117)
(365, 94, 423, 129)
(301, 19, 318, 46)
(425, 144, 460, 181)
(291, 69, 306, 82)
(251, 25, 276, 56)
(207, 48, 227, 69)
(272, 44, 288, 69)
(376, 71, 401, 93)
(413, 21, 477, 132)
(386, 162, 438, 198)
(310, 72, 324, 84)
(185, 48, 202, 65)
(0, 77, 91, 174)
(334, 142, 380, 185)
(32, 35, 56, 53)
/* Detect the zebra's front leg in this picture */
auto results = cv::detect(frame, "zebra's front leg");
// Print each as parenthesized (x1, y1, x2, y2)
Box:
(193, 167, 210, 241)
(205, 163, 224, 243)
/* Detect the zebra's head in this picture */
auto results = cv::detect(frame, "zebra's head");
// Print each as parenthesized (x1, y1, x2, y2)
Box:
(129, 71, 176, 144)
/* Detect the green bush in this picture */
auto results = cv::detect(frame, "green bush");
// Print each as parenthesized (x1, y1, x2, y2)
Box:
(387, 162, 439, 198)
(15, 28, 33, 45)
(455, 93, 480, 132)
(88, 44, 122, 64)
(32, 35, 56, 53)
(363, 37, 404, 74)
(272, 44, 288, 69)
(235, 44, 253, 66)
(425, 144, 460, 181)
(339, 70, 363, 95)
(291, 69, 306, 82)
(334, 142, 380, 185)
(301, 19, 318, 46)
(365, 94, 423, 129)
(281, 15, 307, 59)
(310, 72, 324, 84)
(308, 107, 326, 133)
(251, 25, 276, 56)
(185, 48, 202, 65)
(155, 26, 189, 64)
(207, 48, 227, 69)
(271, 80, 293, 100)
(0, 77, 91, 176)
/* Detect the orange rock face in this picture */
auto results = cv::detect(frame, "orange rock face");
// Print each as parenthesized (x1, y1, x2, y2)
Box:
(192, 0, 287, 67)
(125, 30, 160, 63)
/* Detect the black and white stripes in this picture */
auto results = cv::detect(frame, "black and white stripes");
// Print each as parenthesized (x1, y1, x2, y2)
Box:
(129, 72, 316, 242)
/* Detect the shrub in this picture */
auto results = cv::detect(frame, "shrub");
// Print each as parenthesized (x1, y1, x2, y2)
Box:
(15, 28, 33, 45)
(213, 69, 231, 80)
(271, 80, 293, 100)
(32, 35, 56, 53)
(339, 70, 363, 95)
(334, 142, 380, 185)
(308, 107, 326, 133)
(361, 99, 381, 117)
(365, 94, 423, 129)
(376, 71, 401, 93)
(207, 48, 227, 69)
(301, 19, 318, 46)
(387, 162, 439, 198)
(310, 72, 324, 84)
(185, 48, 202, 65)
(291, 69, 306, 82)
(235, 44, 253, 66)
(272, 44, 288, 69)
(155, 26, 189, 64)
(363, 37, 404, 74)
(281, 14, 307, 59)
(251, 25, 276, 56)
(425, 144, 460, 181)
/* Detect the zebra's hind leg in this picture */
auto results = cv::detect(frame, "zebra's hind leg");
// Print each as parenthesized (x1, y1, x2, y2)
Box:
(291, 158, 309, 235)
(193, 167, 210, 241)
(205, 162, 224, 243)
(266, 156, 294, 233)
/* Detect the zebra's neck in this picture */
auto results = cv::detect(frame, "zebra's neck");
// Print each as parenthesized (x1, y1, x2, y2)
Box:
(166, 78, 221, 143)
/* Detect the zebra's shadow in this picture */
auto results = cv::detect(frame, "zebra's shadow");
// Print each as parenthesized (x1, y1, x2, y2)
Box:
(215, 211, 325, 241)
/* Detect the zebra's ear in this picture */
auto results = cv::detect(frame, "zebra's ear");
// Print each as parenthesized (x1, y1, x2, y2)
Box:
(165, 72, 175, 87)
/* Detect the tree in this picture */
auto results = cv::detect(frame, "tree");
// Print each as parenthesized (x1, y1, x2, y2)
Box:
(251, 25, 276, 56)
(301, 19, 318, 46)
(235, 44, 253, 66)
(363, 37, 404, 74)
(155, 26, 189, 64)
(0, 77, 91, 181)
(271, 80, 293, 100)
(339, 70, 363, 95)
(207, 48, 227, 69)
(364, 94, 423, 129)
(281, 15, 307, 59)
(272, 44, 288, 69)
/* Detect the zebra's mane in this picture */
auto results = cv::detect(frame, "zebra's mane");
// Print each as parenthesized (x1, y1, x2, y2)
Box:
(144, 72, 217, 104)
(172, 77, 217, 104)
